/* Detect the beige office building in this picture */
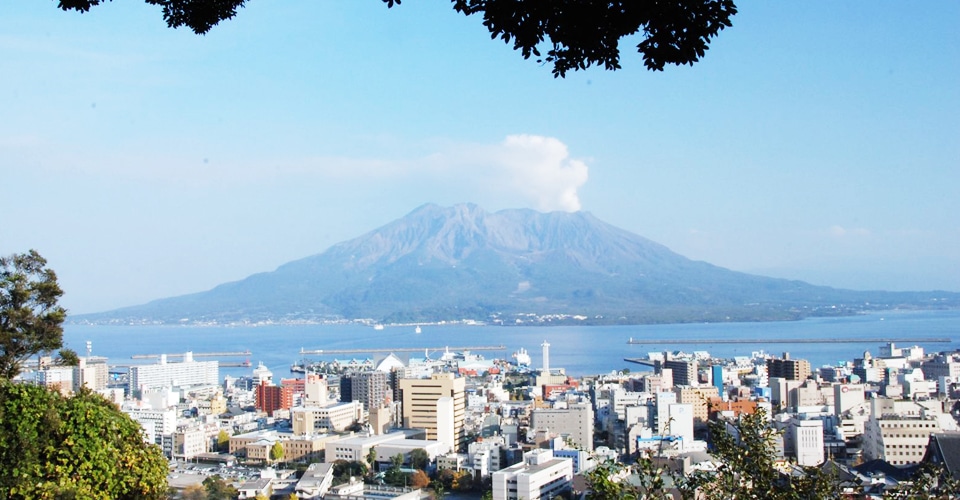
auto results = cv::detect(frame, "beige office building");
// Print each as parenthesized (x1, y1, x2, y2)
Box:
(399, 373, 466, 448)
(674, 385, 719, 426)
(863, 399, 944, 466)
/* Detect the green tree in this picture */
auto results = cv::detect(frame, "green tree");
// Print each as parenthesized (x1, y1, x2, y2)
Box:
(202, 475, 238, 500)
(55, 0, 736, 77)
(431, 478, 446, 499)
(410, 448, 430, 471)
(585, 408, 842, 500)
(366, 446, 379, 476)
(332, 459, 368, 483)
(0, 250, 66, 379)
(385, 453, 406, 486)
(0, 382, 168, 499)
(181, 484, 207, 500)
(270, 441, 284, 463)
(54, 347, 80, 367)
(693, 409, 840, 499)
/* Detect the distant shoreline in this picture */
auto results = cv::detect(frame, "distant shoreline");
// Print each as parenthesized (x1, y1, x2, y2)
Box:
(64, 305, 960, 328)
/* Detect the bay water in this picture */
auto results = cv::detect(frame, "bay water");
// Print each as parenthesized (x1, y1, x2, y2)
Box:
(63, 309, 960, 380)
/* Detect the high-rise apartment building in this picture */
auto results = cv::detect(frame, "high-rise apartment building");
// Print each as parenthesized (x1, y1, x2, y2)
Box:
(658, 359, 697, 386)
(342, 370, 389, 411)
(74, 357, 109, 392)
(766, 353, 811, 381)
(923, 353, 960, 380)
(128, 352, 218, 395)
(256, 381, 293, 416)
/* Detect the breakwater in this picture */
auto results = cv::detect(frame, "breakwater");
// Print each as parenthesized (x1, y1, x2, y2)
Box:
(626, 337, 950, 345)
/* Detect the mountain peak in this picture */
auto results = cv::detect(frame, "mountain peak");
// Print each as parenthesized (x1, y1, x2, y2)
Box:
(76, 204, 960, 325)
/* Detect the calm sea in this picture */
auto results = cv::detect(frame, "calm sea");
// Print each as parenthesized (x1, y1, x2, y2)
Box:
(63, 309, 960, 379)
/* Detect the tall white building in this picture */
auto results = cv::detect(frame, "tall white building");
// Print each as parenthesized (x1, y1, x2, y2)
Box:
(833, 383, 866, 417)
(492, 449, 573, 500)
(468, 435, 507, 478)
(541, 340, 551, 373)
(786, 418, 825, 466)
(655, 391, 677, 434)
(667, 403, 694, 449)
(303, 374, 328, 406)
(437, 396, 455, 451)
(128, 352, 218, 395)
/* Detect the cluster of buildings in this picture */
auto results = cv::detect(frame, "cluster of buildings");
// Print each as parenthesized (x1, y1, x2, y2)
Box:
(21, 338, 960, 498)
(597, 343, 960, 495)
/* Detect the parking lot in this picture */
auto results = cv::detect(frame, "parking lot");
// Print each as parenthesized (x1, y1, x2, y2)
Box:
(168, 463, 260, 485)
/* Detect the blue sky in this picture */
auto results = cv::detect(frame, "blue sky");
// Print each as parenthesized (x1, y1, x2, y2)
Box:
(2, 2, 958, 314)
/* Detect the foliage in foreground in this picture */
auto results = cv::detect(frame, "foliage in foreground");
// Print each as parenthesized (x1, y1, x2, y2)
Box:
(0, 381, 168, 499)
(585, 409, 860, 499)
(56, 0, 737, 77)
(0, 249, 66, 380)
(587, 408, 960, 499)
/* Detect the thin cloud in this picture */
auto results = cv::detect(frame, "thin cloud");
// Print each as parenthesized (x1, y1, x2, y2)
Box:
(829, 225, 871, 238)
(261, 134, 591, 212)
(254, 134, 592, 213)
(4, 133, 590, 212)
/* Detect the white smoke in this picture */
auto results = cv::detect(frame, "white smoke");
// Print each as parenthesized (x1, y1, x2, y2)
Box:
(489, 134, 589, 212)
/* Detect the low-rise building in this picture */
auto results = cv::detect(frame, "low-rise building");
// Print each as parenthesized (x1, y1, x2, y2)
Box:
(291, 401, 365, 434)
(173, 424, 208, 460)
(229, 429, 333, 463)
(492, 449, 573, 500)
(294, 462, 335, 499)
(324, 430, 426, 464)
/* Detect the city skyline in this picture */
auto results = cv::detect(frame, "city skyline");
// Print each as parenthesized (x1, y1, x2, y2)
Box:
(2, 2, 958, 313)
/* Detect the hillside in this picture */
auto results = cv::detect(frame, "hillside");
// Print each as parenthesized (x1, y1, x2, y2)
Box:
(74, 204, 959, 325)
